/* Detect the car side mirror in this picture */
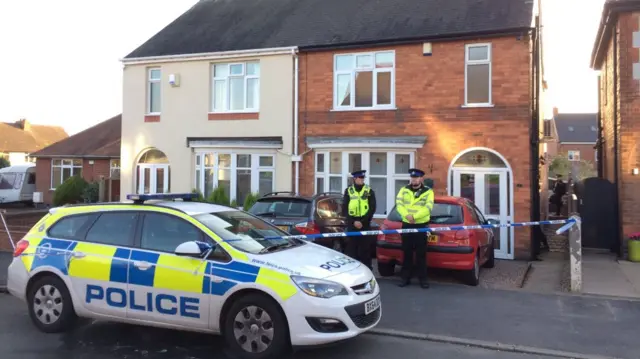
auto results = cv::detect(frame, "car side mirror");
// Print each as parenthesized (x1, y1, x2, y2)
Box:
(486, 218, 499, 225)
(174, 241, 213, 257)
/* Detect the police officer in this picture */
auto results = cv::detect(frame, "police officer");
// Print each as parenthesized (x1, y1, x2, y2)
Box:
(395, 168, 434, 289)
(342, 170, 376, 269)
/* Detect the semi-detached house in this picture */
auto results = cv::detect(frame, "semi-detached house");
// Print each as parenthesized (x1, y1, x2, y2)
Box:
(122, 0, 545, 260)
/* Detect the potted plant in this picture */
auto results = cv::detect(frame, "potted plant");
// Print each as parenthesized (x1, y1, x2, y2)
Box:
(627, 232, 640, 262)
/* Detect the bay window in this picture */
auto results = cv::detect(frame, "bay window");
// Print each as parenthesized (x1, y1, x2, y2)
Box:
(51, 159, 83, 189)
(195, 152, 275, 204)
(314, 151, 414, 216)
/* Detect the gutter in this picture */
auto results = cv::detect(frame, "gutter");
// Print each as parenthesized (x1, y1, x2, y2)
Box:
(529, 18, 542, 260)
(120, 46, 298, 65)
(29, 155, 119, 159)
(299, 27, 532, 52)
(591, 1, 640, 69)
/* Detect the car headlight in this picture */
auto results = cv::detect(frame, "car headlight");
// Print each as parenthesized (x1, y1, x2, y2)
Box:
(290, 275, 348, 298)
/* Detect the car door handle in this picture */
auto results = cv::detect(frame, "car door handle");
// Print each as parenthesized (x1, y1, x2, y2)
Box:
(71, 251, 86, 259)
(133, 261, 151, 270)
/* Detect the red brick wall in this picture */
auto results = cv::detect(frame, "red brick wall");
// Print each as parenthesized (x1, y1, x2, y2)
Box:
(0, 210, 48, 252)
(35, 158, 115, 205)
(557, 143, 597, 164)
(297, 36, 534, 259)
(598, 12, 640, 240)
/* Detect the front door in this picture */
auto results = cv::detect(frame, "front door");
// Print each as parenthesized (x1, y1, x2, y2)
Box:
(452, 170, 512, 259)
(137, 164, 169, 194)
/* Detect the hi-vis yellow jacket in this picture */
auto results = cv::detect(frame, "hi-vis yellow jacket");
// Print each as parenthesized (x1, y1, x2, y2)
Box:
(395, 185, 434, 224)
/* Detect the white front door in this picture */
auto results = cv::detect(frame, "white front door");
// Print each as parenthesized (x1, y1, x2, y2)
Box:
(452, 169, 512, 259)
(137, 164, 169, 194)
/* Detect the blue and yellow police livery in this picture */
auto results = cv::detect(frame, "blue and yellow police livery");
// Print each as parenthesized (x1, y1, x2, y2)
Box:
(6, 193, 381, 359)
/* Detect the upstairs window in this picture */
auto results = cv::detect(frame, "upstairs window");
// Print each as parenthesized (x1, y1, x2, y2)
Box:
(147, 68, 161, 114)
(333, 51, 395, 110)
(543, 120, 552, 137)
(212, 62, 260, 112)
(465, 44, 492, 105)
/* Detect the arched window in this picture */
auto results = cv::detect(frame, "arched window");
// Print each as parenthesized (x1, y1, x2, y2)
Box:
(452, 149, 507, 168)
(136, 149, 170, 194)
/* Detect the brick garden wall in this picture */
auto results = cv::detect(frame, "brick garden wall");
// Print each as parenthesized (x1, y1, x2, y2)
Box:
(0, 210, 48, 252)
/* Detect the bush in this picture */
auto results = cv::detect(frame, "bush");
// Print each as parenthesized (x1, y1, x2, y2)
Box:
(0, 158, 9, 169)
(207, 187, 230, 206)
(549, 155, 597, 181)
(82, 182, 100, 203)
(230, 200, 238, 208)
(52, 175, 88, 206)
(243, 192, 260, 211)
(191, 188, 205, 202)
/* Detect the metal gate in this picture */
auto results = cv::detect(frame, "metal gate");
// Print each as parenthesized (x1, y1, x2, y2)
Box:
(575, 177, 618, 251)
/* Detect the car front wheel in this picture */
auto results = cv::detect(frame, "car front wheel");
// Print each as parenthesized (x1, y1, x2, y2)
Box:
(223, 293, 289, 359)
(27, 275, 77, 333)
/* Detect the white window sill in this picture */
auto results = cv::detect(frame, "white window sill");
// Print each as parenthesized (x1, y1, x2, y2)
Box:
(209, 110, 260, 114)
(145, 112, 161, 116)
(331, 107, 397, 112)
(460, 104, 495, 108)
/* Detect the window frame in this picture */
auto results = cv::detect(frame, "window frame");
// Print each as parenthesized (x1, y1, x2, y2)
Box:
(110, 159, 121, 179)
(136, 211, 205, 253)
(47, 213, 99, 241)
(211, 61, 260, 113)
(147, 67, 161, 115)
(314, 150, 415, 217)
(464, 43, 492, 106)
(84, 211, 139, 247)
(333, 50, 396, 111)
(50, 159, 83, 189)
(194, 152, 276, 203)
(568, 150, 581, 161)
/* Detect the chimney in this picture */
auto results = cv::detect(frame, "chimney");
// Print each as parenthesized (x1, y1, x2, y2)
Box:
(16, 118, 30, 131)
(552, 107, 559, 117)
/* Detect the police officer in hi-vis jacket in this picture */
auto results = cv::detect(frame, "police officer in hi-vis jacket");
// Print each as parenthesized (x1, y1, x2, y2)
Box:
(342, 170, 376, 269)
(395, 168, 434, 289)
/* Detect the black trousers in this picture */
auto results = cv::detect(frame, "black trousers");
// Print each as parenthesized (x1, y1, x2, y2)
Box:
(400, 222, 428, 281)
(345, 223, 372, 269)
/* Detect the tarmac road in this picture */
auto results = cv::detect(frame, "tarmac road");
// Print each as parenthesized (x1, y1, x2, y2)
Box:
(0, 294, 554, 359)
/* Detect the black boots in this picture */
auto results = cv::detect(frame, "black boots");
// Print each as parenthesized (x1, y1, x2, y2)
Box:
(398, 278, 430, 289)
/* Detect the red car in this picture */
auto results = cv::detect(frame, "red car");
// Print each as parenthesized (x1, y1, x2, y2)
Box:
(376, 196, 496, 286)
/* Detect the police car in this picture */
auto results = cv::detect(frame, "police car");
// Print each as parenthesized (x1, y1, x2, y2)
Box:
(6, 193, 381, 358)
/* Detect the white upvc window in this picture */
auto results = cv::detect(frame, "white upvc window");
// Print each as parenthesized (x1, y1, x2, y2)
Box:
(110, 159, 121, 179)
(464, 43, 492, 106)
(568, 151, 580, 161)
(211, 61, 260, 112)
(51, 159, 83, 189)
(333, 51, 395, 110)
(314, 151, 415, 217)
(147, 68, 161, 114)
(194, 152, 275, 204)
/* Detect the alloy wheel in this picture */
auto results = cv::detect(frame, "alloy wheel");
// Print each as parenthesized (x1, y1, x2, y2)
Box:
(233, 305, 274, 353)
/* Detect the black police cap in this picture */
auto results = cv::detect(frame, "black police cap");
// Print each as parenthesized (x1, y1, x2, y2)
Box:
(409, 168, 425, 177)
(350, 170, 367, 178)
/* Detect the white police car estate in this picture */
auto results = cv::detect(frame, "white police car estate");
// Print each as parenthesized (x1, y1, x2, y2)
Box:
(6, 193, 381, 359)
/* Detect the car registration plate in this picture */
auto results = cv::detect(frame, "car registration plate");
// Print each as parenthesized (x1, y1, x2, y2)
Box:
(364, 295, 381, 315)
(427, 235, 437, 243)
(277, 225, 289, 232)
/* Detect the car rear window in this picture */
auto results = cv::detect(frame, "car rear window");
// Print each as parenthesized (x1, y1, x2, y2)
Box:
(387, 203, 463, 224)
(249, 199, 312, 217)
(315, 197, 343, 219)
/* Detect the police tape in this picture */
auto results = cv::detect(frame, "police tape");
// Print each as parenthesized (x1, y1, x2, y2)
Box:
(224, 217, 579, 242)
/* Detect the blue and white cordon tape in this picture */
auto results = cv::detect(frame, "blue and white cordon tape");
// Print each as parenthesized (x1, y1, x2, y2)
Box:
(225, 216, 580, 242)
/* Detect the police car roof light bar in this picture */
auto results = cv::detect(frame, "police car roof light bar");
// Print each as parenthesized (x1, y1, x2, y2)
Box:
(126, 193, 198, 204)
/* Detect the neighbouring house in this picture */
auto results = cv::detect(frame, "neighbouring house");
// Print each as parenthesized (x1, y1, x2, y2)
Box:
(591, 0, 640, 253)
(120, 0, 545, 260)
(0, 119, 68, 165)
(545, 108, 598, 165)
(29, 114, 121, 205)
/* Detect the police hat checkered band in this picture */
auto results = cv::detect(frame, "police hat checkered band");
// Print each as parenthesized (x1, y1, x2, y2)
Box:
(351, 170, 366, 178)
(409, 168, 424, 177)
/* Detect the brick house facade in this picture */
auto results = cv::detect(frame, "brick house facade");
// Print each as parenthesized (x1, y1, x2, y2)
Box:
(591, 0, 640, 249)
(30, 115, 121, 205)
(298, 33, 543, 260)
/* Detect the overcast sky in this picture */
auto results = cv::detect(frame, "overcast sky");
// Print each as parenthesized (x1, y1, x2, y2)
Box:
(0, 0, 605, 135)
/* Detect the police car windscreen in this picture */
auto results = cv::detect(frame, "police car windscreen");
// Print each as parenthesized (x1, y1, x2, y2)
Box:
(193, 210, 303, 254)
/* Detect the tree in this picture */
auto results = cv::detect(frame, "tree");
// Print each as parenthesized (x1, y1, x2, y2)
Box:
(0, 158, 9, 169)
(548, 154, 596, 181)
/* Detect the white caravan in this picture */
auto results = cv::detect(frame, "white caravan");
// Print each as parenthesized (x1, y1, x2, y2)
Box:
(0, 163, 36, 204)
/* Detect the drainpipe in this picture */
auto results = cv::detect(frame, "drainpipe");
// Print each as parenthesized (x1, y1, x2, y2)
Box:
(529, 16, 542, 260)
(613, 24, 621, 256)
(293, 49, 300, 195)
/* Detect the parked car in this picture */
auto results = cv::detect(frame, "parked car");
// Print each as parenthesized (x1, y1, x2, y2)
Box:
(0, 163, 36, 205)
(248, 191, 379, 255)
(375, 196, 496, 286)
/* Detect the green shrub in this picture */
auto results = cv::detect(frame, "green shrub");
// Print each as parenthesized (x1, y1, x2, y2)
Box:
(207, 187, 230, 206)
(53, 175, 88, 206)
(191, 188, 205, 202)
(82, 182, 100, 203)
(243, 192, 260, 211)
(230, 200, 238, 208)
(0, 158, 9, 169)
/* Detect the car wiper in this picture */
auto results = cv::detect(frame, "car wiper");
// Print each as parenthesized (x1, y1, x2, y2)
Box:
(259, 242, 295, 254)
(430, 215, 453, 219)
(252, 212, 276, 217)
